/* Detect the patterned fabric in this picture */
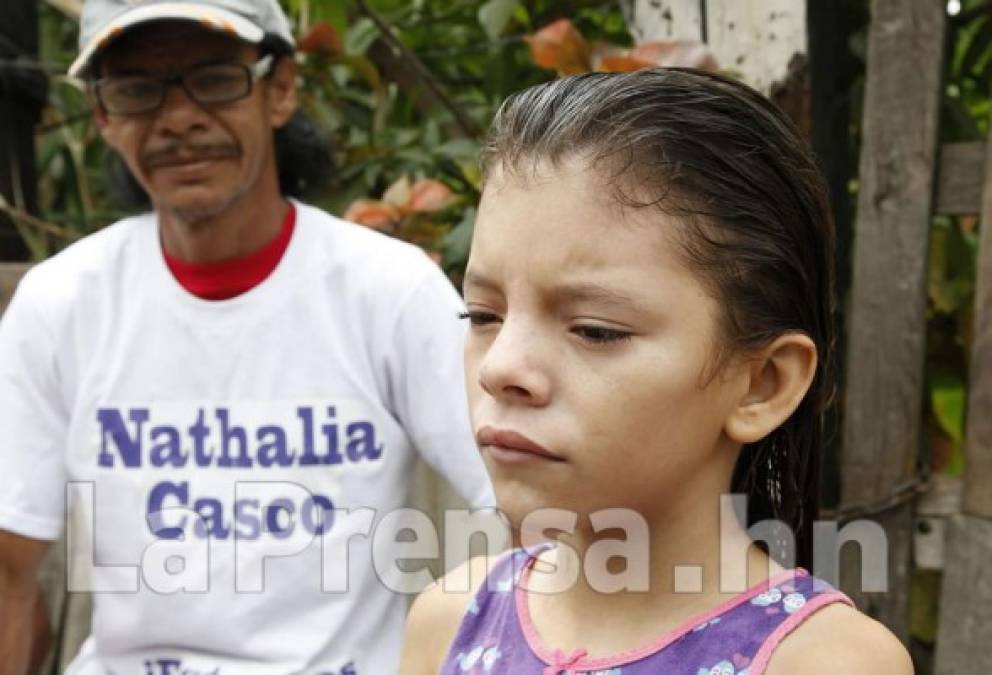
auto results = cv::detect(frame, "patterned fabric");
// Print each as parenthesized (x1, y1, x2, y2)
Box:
(440, 548, 853, 675)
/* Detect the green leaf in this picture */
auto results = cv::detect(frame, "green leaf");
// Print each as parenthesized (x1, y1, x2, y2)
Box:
(512, 3, 531, 29)
(478, 0, 520, 41)
(384, 127, 422, 148)
(959, 14, 992, 76)
(910, 569, 941, 644)
(931, 373, 965, 444)
(929, 372, 966, 476)
(391, 147, 431, 164)
(346, 17, 381, 56)
(441, 207, 475, 270)
(434, 138, 481, 161)
(309, 2, 348, 36)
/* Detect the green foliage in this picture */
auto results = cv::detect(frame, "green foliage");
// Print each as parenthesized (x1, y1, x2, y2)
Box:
(925, 213, 979, 476)
(921, 3, 989, 477)
(28, 0, 630, 276)
(944, 0, 992, 141)
(909, 2, 989, 656)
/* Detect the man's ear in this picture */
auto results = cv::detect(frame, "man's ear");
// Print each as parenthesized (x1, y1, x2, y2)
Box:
(90, 88, 110, 132)
(267, 55, 297, 128)
(724, 333, 818, 444)
(88, 88, 123, 152)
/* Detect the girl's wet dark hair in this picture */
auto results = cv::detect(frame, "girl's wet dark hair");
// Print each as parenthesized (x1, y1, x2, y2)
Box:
(482, 68, 835, 570)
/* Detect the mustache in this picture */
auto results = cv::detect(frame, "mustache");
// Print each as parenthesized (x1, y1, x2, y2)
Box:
(142, 141, 240, 168)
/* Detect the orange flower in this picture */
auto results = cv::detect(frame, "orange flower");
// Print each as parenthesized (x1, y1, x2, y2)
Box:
(592, 40, 719, 73)
(525, 19, 591, 75)
(343, 199, 400, 230)
(597, 53, 654, 73)
(628, 41, 718, 71)
(298, 21, 343, 56)
(383, 175, 413, 211)
(409, 179, 455, 213)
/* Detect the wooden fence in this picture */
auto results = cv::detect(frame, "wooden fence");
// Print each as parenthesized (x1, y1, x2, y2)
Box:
(837, 0, 991, 671)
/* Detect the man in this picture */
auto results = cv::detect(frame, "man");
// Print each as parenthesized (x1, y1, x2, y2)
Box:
(0, 1, 495, 672)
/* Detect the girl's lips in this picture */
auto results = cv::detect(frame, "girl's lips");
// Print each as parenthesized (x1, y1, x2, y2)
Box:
(476, 426, 565, 462)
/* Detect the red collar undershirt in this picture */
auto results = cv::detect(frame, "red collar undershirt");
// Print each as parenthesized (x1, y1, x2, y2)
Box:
(163, 204, 296, 301)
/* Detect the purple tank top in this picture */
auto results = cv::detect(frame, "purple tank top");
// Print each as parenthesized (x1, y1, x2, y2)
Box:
(440, 548, 852, 675)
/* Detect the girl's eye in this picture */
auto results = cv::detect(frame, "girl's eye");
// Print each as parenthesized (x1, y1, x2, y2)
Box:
(458, 310, 501, 327)
(573, 325, 632, 344)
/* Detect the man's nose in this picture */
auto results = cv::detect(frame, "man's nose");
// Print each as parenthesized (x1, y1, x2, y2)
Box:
(153, 82, 210, 135)
(477, 318, 552, 406)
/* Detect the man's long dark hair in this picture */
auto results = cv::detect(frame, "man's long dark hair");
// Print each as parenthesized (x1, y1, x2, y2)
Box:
(481, 68, 836, 570)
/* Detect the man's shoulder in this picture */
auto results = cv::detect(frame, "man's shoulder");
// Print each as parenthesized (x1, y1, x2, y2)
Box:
(16, 213, 152, 308)
(295, 201, 441, 282)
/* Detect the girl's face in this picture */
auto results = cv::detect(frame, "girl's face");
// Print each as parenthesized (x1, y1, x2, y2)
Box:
(463, 161, 750, 528)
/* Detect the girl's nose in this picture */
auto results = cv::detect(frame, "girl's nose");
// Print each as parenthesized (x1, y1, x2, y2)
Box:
(476, 320, 552, 406)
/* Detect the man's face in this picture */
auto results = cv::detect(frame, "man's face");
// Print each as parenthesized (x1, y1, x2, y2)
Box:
(94, 22, 296, 222)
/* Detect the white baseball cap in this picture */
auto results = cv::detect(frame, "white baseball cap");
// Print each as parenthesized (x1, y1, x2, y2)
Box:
(69, 0, 295, 78)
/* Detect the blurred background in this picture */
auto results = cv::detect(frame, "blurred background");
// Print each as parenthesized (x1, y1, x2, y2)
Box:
(0, 0, 989, 672)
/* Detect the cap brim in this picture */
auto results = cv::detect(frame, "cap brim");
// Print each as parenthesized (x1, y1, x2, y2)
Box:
(69, 2, 265, 78)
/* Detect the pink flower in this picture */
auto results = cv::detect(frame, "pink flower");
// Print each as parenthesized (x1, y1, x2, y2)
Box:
(525, 19, 591, 75)
(343, 199, 400, 230)
(594, 40, 719, 73)
(408, 179, 455, 213)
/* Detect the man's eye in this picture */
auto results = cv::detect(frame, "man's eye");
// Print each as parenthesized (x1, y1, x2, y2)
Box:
(458, 311, 501, 327)
(572, 325, 632, 344)
(110, 80, 157, 98)
(186, 66, 245, 93)
(192, 72, 240, 89)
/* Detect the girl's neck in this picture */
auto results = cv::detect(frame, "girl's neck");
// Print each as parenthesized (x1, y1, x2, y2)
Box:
(522, 501, 784, 659)
(538, 524, 779, 606)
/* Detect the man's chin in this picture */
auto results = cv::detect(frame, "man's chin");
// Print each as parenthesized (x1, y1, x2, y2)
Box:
(155, 189, 239, 225)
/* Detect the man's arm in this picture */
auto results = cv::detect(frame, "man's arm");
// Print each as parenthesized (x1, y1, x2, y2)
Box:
(0, 530, 50, 675)
(387, 268, 496, 510)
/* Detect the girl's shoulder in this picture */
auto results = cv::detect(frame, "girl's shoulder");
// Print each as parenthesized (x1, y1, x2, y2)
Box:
(399, 554, 505, 675)
(763, 601, 913, 674)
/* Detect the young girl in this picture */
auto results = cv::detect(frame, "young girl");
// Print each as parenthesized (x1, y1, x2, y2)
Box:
(400, 69, 911, 675)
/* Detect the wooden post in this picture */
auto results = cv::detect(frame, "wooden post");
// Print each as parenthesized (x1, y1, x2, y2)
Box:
(838, 0, 945, 642)
(960, 143, 992, 520)
(933, 112, 992, 671)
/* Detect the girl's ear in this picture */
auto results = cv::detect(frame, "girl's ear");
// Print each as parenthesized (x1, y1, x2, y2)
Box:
(724, 333, 817, 444)
(267, 55, 297, 129)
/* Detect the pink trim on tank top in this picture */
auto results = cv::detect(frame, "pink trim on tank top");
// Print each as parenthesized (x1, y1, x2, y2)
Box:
(514, 559, 810, 672)
(748, 591, 854, 674)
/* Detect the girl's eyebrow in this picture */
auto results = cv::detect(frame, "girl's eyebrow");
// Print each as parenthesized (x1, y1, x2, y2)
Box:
(464, 271, 644, 312)
(463, 270, 501, 294)
(550, 282, 645, 312)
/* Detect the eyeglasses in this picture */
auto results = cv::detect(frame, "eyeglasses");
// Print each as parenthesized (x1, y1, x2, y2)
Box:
(94, 55, 274, 115)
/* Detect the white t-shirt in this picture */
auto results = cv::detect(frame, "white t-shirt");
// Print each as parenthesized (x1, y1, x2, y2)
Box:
(0, 201, 496, 674)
